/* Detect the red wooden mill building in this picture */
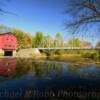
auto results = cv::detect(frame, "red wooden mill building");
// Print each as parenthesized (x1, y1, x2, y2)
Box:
(0, 32, 17, 56)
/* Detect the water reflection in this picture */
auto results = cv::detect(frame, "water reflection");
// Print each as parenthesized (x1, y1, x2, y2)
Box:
(14, 58, 33, 78)
(68, 63, 100, 79)
(0, 58, 100, 80)
(0, 58, 16, 77)
(31, 61, 100, 80)
(32, 61, 64, 78)
(0, 58, 99, 99)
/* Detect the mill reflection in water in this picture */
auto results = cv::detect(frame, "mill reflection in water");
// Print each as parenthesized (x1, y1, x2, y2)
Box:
(0, 58, 99, 99)
(0, 58, 16, 77)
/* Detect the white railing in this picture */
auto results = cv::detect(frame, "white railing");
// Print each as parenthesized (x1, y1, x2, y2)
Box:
(32, 47, 100, 50)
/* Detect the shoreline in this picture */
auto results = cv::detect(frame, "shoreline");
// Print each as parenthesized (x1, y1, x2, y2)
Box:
(0, 54, 100, 65)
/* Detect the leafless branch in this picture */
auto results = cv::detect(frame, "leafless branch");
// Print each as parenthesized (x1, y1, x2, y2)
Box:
(65, 0, 100, 33)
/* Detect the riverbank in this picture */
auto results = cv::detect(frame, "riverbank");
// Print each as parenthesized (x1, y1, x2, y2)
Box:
(1, 48, 100, 64)
(15, 52, 100, 65)
(0, 54, 100, 66)
(46, 54, 100, 64)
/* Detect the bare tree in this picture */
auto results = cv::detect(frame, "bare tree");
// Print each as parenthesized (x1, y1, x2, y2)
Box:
(65, 0, 100, 33)
(0, 0, 16, 15)
(0, 0, 9, 13)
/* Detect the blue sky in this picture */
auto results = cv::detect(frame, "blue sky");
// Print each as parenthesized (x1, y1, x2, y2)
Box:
(0, 0, 67, 37)
(0, 0, 99, 45)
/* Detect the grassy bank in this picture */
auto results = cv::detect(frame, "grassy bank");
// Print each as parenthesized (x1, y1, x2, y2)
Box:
(15, 49, 100, 63)
(40, 50, 100, 63)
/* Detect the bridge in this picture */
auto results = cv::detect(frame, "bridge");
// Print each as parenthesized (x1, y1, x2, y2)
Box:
(35, 47, 100, 50)
(21, 47, 100, 51)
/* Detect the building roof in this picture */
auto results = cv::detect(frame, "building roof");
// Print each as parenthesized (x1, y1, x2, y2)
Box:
(0, 32, 11, 35)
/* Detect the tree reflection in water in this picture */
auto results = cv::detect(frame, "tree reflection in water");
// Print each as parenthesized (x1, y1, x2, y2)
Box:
(68, 63, 100, 79)
(14, 58, 33, 78)
(0, 58, 100, 80)
(32, 61, 63, 78)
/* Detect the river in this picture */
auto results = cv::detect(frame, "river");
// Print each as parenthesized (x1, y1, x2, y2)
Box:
(0, 58, 100, 99)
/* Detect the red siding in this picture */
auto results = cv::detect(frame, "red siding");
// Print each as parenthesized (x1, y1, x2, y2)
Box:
(0, 33, 17, 50)
(0, 36, 2, 49)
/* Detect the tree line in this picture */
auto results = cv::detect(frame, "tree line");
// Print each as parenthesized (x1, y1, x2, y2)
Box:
(11, 29, 100, 49)
(0, 25, 100, 49)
